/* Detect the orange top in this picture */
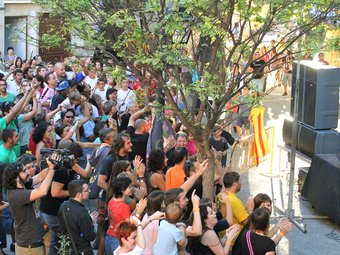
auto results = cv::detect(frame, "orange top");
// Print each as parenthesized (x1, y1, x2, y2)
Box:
(165, 164, 186, 190)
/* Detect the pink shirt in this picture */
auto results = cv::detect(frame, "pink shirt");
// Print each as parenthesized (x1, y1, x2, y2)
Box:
(186, 140, 197, 156)
(142, 214, 159, 255)
(40, 85, 56, 112)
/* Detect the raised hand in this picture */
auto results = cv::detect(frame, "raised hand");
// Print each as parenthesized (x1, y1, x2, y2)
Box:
(32, 78, 41, 90)
(136, 163, 146, 178)
(191, 189, 200, 209)
(135, 197, 148, 215)
(151, 211, 165, 221)
(135, 187, 147, 201)
(197, 159, 209, 175)
(130, 215, 141, 226)
(225, 224, 241, 242)
(279, 218, 293, 236)
(219, 190, 230, 204)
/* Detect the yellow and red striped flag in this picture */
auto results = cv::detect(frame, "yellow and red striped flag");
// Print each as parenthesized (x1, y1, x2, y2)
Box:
(249, 106, 269, 166)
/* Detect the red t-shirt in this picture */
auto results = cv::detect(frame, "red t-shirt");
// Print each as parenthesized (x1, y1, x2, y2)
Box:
(106, 199, 131, 237)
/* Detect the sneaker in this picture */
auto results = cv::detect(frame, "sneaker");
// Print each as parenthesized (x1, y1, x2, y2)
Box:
(282, 92, 287, 96)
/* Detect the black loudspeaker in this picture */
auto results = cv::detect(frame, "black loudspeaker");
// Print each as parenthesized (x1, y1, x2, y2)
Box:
(291, 61, 340, 130)
(302, 154, 340, 224)
(282, 119, 340, 158)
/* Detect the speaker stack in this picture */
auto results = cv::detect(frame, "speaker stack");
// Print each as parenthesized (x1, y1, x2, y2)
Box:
(283, 60, 340, 158)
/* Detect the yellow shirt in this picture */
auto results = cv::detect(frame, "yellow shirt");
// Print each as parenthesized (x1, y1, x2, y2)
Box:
(228, 192, 249, 225)
(216, 191, 249, 249)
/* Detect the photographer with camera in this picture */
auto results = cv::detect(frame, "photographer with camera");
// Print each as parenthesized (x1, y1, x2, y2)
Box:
(39, 143, 91, 255)
(3, 154, 58, 255)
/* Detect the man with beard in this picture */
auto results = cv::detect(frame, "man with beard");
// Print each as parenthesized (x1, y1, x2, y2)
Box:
(221, 172, 249, 226)
(94, 132, 133, 254)
(0, 79, 15, 103)
(220, 171, 250, 255)
(0, 128, 19, 164)
(6, 68, 24, 96)
(3, 156, 57, 254)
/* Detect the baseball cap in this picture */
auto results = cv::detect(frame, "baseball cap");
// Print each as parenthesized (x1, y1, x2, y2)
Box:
(56, 80, 70, 91)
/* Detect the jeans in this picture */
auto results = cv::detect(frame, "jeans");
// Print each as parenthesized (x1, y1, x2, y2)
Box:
(252, 78, 264, 92)
(41, 213, 60, 255)
(105, 235, 119, 255)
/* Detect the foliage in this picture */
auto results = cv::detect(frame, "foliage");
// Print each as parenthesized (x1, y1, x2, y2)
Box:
(56, 234, 72, 255)
(34, 0, 339, 198)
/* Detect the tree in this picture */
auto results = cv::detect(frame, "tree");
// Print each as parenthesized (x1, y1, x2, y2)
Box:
(34, 0, 339, 199)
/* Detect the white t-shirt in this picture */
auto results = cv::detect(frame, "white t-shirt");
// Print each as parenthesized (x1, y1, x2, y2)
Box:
(84, 76, 98, 91)
(94, 85, 109, 103)
(6, 80, 21, 96)
(113, 245, 144, 255)
(117, 89, 136, 112)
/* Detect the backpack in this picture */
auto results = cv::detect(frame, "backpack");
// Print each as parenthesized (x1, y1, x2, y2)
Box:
(88, 145, 110, 199)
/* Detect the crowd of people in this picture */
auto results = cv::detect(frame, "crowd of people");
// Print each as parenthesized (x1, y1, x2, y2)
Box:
(0, 44, 302, 255)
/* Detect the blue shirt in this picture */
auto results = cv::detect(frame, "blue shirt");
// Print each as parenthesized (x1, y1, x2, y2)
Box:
(153, 220, 183, 255)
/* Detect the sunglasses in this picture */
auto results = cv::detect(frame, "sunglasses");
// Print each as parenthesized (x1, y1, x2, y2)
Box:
(65, 115, 74, 119)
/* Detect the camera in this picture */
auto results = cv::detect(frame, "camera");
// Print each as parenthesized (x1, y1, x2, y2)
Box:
(40, 148, 75, 168)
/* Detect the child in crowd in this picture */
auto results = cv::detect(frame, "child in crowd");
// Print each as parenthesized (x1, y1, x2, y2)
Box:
(153, 203, 187, 255)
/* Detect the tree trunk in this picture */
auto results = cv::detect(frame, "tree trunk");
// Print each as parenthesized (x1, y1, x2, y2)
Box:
(196, 138, 215, 200)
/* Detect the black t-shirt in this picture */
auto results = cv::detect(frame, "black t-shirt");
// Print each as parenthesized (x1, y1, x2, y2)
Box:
(98, 153, 129, 201)
(250, 60, 266, 79)
(119, 113, 131, 132)
(127, 126, 149, 164)
(40, 168, 77, 215)
(221, 130, 235, 146)
(241, 231, 276, 255)
(209, 136, 228, 166)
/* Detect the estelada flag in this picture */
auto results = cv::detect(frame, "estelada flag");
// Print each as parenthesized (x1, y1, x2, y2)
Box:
(249, 106, 269, 166)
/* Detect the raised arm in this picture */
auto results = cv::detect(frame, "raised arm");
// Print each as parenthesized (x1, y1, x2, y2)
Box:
(206, 224, 240, 255)
(46, 104, 62, 121)
(272, 218, 293, 245)
(181, 159, 208, 192)
(51, 181, 69, 198)
(185, 190, 202, 237)
(130, 216, 146, 249)
(71, 154, 92, 178)
(29, 157, 56, 201)
(31, 167, 49, 186)
(219, 191, 234, 226)
(128, 107, 148, 127)
(23, 94, 38, 121)
(61, 121, 78, 142)
(77, 99, 90, 127)
(5, 89, 33, 124)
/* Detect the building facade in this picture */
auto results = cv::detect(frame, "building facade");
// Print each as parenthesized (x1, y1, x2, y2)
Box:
(0, 0, 42, 61)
